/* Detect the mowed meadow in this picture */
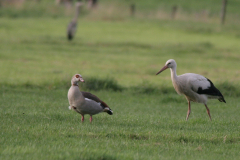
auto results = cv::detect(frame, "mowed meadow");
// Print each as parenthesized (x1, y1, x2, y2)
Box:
(1, 0, 240, 159)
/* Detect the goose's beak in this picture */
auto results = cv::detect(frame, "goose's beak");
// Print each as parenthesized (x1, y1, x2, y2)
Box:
(156, 65, 168, 75)
(80, 77, 85, 82)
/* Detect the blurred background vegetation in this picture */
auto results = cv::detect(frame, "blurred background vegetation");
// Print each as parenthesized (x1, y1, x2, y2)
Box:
(0, 0, 239, 24)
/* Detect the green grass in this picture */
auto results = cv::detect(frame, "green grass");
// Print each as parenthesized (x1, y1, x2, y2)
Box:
(1, 1, 240, 159)
(1, 88, 239, 159)
(1, 17, 240, 87)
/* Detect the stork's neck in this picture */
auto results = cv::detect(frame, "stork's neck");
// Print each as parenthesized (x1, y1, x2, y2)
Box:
(170, 66, 178, 82)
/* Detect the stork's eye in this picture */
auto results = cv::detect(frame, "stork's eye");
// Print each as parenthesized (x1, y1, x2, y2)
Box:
(168, 62, 171, 65)
(75, 75, 80, 78)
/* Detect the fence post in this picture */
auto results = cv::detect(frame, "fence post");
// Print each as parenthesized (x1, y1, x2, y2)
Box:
(220, 0, 227, 25)
(130, 4, 135, 16)
(171, 5, 178, 19)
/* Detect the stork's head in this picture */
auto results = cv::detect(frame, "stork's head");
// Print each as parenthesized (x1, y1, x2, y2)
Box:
(156, 59, 176, 75)
(71, 74, 85, 86)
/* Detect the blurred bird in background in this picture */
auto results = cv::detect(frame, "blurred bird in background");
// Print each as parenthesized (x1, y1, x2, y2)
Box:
(67, 0, 82, 40)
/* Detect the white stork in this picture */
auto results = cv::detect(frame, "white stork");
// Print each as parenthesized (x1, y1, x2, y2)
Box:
(156, 59, 226, 121)
(68, 74, 113, 122)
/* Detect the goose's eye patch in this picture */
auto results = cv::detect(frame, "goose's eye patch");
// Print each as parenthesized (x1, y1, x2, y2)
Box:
(76, 75, 80, 78)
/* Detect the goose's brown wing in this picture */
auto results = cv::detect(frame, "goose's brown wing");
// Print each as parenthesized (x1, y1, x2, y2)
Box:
(81, 91, 109, 108)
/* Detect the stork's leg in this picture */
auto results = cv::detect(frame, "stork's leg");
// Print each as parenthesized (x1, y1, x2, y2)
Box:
(204, 104, 212, 121)
(90, 115, 93, 123)
(81, 114, 84, 122)
(186, 101, 191, 121)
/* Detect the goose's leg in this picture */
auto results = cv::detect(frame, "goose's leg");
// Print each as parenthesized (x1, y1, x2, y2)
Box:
(90, 115, 93, 123)
(186, 101, 191, 121)
(81, 114, 84, 122)
(204, 104, 212, 121)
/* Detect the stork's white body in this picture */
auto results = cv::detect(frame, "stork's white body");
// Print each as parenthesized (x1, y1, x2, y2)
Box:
(172, 73, 216, 103)
(156, 59, 226, 121)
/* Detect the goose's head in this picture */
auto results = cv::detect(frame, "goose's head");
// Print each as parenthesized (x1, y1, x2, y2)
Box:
(71, 74, 85, 86)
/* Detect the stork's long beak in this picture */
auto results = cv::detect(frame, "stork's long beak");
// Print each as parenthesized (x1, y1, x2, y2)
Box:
(80, 77, 85, 82)
(156, 65, 168, 75)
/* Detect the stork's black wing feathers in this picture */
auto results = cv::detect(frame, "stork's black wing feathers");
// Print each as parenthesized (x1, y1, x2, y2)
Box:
(197, 78, 226, 103)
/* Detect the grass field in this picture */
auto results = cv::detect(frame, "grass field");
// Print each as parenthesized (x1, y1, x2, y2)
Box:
(1, 1, 240, 159)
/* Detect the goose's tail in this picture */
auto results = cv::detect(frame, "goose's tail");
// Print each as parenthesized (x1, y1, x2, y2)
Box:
(104, 108, 113, 115)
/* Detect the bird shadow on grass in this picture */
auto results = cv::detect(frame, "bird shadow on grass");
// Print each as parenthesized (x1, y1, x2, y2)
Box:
(129, 81, 175, 95)
(81, 155, 116, 160)
(174, 135, 240, 145)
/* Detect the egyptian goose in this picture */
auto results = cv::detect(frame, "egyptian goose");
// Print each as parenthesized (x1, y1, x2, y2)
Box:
(68, 74, 113, 122)
(156, 59, 226, 121)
